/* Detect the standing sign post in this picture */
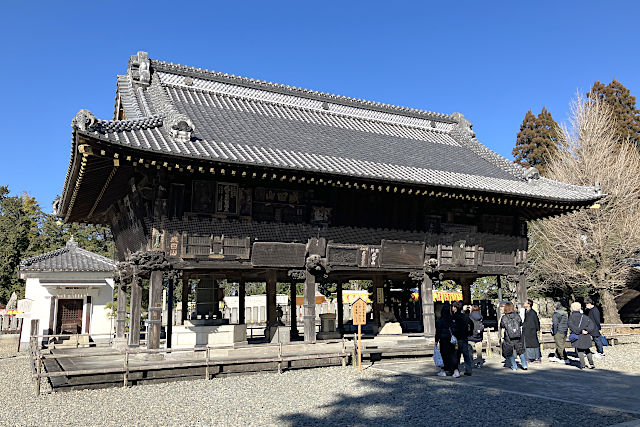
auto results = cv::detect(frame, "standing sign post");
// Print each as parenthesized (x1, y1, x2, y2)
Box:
(352, 298, 367, 372)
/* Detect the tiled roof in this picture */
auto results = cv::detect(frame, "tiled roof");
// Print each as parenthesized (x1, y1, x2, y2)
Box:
(72, 52, 602, 204)
(19, 238, 117, 273)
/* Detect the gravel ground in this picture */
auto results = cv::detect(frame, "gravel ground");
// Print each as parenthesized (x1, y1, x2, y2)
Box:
(0, 335, 20, 358)
(1, 343, 639, 426)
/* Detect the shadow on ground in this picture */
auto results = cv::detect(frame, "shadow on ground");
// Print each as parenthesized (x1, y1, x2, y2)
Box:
(279, 351, 640, 427)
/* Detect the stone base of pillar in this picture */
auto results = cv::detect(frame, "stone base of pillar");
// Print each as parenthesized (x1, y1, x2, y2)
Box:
(112, 337, 128, 351)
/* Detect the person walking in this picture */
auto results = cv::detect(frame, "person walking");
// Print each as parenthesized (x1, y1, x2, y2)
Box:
(468, 304, 485, 368)
(451, 301, 474, 376)
(568, 302, 596, 370)
(523, 299, 541, 363)
(585, 298, 605, 358)
(550, 302, 569, 364)
(435, 302, 458, 377)
(500, 302, 528, 371)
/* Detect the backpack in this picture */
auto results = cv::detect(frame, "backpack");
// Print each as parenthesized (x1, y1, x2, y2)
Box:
(472, 318, 484, 339)
(504, 314, 521, 339)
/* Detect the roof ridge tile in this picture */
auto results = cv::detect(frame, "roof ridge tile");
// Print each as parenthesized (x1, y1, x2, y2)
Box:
(149, 58, 454, 123)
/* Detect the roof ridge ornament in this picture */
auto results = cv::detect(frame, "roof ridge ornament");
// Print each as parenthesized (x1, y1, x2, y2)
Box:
(450, 112, 475, 138)
(66, 236, 78, 249)
(128, 51, 151, 86)
(524, 167, 540, 182)
(148, 79, 195, 142)
(72, 109, 97, 131)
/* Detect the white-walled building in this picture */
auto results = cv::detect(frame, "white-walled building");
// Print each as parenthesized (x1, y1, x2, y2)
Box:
(18, 238, 117, 344)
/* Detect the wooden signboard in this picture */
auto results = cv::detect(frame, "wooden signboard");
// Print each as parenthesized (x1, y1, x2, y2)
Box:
(352, 298, 367, 326)
(352, 298, 367, 372)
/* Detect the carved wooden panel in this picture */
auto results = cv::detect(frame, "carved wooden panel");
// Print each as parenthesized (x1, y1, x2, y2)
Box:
(482, 215, 515, 235)
(185, 234, 211, 257)
(482, 251, 516, 266)
(251, 242, 306, 267)
(192, 180, 216, 213)
(380, 240, 425, 268)
(223, 237, 251, 259)
(327, 244, 359, 266)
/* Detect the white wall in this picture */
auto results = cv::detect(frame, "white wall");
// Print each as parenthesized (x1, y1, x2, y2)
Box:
(19, 271, 114, 343)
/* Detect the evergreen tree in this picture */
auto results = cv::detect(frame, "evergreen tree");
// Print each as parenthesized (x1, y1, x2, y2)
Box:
(0, 187, 114, 304)
(0, 186, 33, 303)
(512, 107, 559, 175)
(588, 79, 640, 148)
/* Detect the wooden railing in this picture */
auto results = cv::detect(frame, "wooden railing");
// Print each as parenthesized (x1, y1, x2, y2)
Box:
(29, 336, 350, 396)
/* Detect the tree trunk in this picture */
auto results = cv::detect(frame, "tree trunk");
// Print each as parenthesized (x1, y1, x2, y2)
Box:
(599, 289, 622, 324)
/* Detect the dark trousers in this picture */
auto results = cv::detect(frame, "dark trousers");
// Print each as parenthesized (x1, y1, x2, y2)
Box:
(439, 340, 458, 373)
(554, 333, 568, 359)
(457, 340, 473, 373)
(593, 335, 604, 354)
(578, 349, 594, 368)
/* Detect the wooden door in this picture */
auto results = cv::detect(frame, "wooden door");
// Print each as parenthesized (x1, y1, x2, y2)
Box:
(56, 299, 83, 334)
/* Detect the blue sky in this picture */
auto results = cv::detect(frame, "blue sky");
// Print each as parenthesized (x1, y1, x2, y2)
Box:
(2, 1, 639, 212)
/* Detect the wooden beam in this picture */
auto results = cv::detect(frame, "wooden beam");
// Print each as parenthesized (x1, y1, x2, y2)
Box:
(147, 270, 163, 350)
(304, 271, 316, 343)
(128, 272, 142, 347)
(421, 274, 435, 337)
(238, 277, 246, 325)
(337, 281, 344, 334)
(290, 281, 298, 340)
(115, 281, 127, 340)
(266, 270, 277, 330)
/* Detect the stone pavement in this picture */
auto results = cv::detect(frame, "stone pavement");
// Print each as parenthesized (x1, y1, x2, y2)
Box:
(368, 357, 640, 417)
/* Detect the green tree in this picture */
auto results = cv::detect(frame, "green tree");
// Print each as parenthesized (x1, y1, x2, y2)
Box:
(0, 187, 34, 303)
(0, 187, 115, 304)
(588, 79, 640, 148)
(513, 107, 559, 175)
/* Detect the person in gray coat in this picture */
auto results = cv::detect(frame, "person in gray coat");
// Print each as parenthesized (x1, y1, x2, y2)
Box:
(550, 302, 569, 363)
(567, 302, 596, 369)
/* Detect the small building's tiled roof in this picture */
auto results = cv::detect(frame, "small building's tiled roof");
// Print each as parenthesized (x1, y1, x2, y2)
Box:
(69, 52, 602, 204)
(19, 238, 116, 273)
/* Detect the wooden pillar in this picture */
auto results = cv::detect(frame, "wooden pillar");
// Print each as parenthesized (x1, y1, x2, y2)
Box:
(238, 277, 246, 325)
(303, 271, 316, 343)
(497, 275, 503, 301)
(115, 281, 127, 339)
(212, 278, 221, 318)
(337, 281, 344, 334)
(517, 272, 527, 309)
(166, 277, 174, 348)
(461, 278, 472, 305)
(421, 274, 436, 336)
(128, 272, 141, 347)
(290, 281, 298, 339)
(266, 271, 277, 328)
(181, 275, 189, 324)
(147, 270, 163, 350)
(373, 276, 384, 326)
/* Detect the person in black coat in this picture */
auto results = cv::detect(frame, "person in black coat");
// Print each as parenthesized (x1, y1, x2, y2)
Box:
(585, 298, 605, 357)
(451, 301, 474, 376)
(435, 302, 459, 377)
(523, 299, 541, 363)
(468, 305, 485, 368)
(568, 302, 596, 369)
(500, 302, 528, 371)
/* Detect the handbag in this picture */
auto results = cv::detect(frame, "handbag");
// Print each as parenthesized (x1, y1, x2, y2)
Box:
(569, 315, 583, 343)
(433, 344, 444, 368)
(449, 327, 457, 345)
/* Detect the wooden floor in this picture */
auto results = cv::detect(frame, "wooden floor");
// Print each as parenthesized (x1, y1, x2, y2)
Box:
(41, 335, 434, 392)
